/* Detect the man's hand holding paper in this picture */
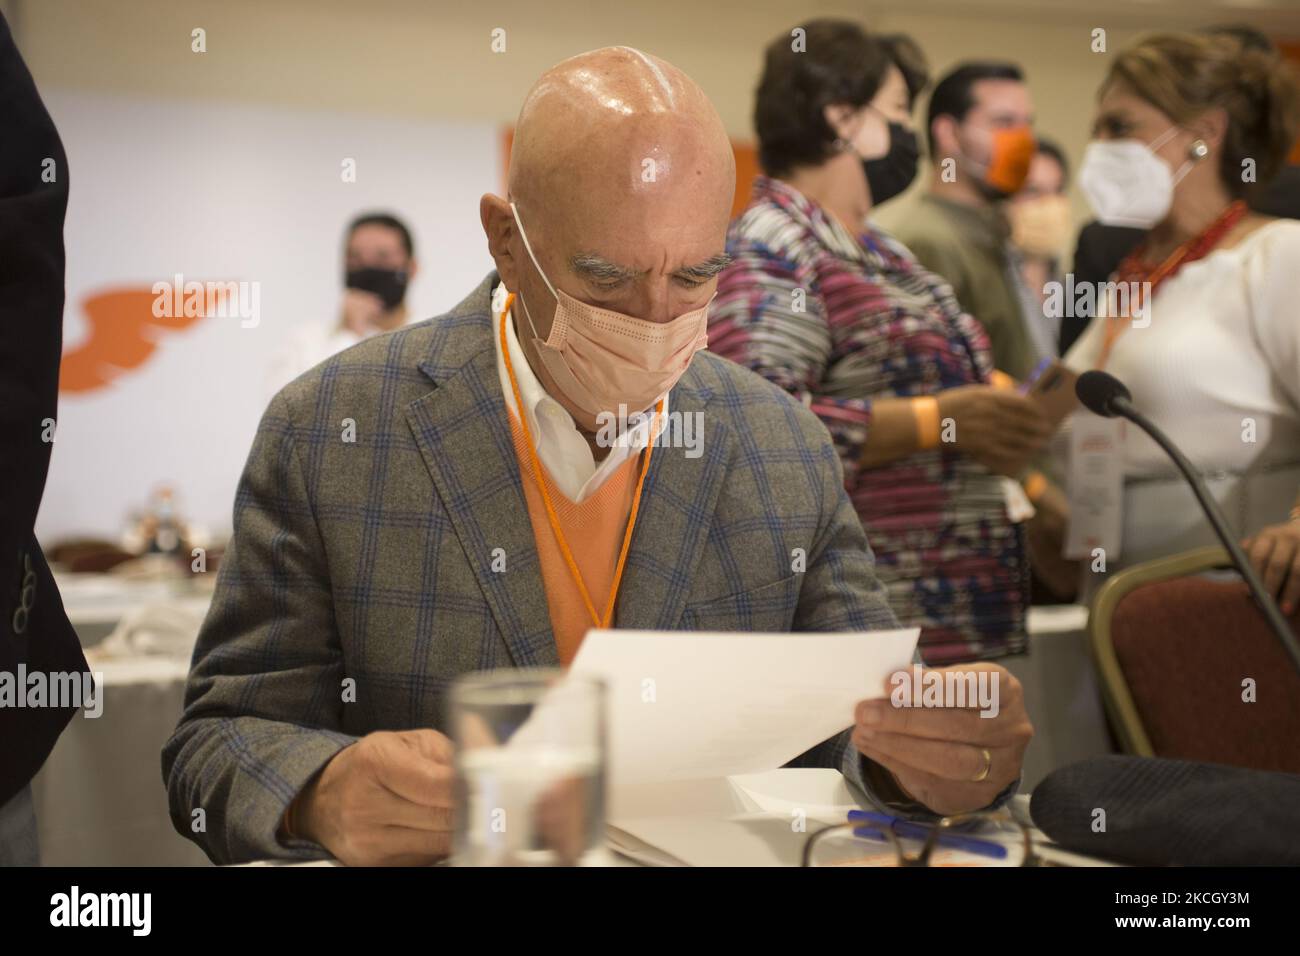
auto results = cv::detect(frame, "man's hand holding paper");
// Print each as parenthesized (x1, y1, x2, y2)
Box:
(851, 663, 1032, 816)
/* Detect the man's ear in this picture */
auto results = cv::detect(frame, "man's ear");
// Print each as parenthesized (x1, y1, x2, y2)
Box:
(480, 193, 519, 290)
(931, 114, 958, 159)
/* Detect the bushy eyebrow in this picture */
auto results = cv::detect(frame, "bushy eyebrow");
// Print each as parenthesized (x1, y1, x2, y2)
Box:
(569, 252, 640, 283)
(675, 253, 733, 281)
(568, 251, 733, 284)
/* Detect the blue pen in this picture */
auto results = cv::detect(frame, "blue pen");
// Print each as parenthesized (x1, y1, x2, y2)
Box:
(847, 809, 1008, 860)
(1019, 356, 1053, 395)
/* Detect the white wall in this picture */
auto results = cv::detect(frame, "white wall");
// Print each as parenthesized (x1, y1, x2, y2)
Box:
(37, 90, 499, 541)
(11, 0, 1298, 146)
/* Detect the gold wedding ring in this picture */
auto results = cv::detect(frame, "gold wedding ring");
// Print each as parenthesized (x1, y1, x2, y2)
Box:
(971, 747, 992, 783)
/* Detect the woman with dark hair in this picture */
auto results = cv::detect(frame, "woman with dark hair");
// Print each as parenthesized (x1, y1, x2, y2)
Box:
(1058, 32, 1300, 586)
(710, 20, 1052, 666)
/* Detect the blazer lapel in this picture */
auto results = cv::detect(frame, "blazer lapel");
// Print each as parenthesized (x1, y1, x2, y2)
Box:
(405, 280, 558, 668)
(614, 372, 732, 631)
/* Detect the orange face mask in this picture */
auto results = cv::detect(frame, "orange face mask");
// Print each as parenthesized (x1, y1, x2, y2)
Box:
(982, 126, 1036, 195)
(510, 201, 711, 424)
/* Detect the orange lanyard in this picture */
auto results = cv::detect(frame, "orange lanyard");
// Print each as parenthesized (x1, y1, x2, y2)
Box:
(499, 293, 661, 629)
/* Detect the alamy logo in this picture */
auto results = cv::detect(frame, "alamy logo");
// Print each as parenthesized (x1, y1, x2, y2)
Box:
(0, 666, 104, 718)
(890, 668, 1000, 718)
(49, 886, 151, 935)
(1042, 275, 1152, 329)
(152, 273, 260, 328)
(595, 404, 703, 458)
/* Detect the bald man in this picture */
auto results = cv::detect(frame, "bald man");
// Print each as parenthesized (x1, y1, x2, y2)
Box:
(164, 48, 1032, 865)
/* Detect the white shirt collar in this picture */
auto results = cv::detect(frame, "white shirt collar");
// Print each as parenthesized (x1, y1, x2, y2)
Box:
(492, 282, 664, 503)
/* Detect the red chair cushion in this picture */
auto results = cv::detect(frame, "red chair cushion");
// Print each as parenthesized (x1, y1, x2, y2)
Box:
(1111, 576, 1300, 773)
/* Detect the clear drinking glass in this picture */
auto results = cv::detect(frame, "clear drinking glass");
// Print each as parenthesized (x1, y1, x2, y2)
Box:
(450, 668, 606, 866)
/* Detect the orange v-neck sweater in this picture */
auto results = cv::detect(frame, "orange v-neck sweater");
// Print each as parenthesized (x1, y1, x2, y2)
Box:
(507, 410, 642, 665)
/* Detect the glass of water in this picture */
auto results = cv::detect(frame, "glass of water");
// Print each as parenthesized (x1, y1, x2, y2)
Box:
(449, 668, 606, 866)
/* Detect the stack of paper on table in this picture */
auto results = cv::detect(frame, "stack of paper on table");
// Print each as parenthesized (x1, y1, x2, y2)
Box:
(566, 628, 920, 866)
(605, 768, 865, 866)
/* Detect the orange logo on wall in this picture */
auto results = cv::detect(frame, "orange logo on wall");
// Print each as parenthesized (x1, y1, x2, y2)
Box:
(60, 285, 226, 394)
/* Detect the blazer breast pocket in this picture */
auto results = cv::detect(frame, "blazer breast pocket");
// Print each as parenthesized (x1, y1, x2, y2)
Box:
(680, 574, 802, 633)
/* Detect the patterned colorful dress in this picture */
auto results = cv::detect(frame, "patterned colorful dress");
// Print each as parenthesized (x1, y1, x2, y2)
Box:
(710, 175, 1029, 664)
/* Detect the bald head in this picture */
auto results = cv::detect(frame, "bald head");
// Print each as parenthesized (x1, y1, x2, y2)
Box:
(508, 46, 734, 212)
(480, 47, 735, 430)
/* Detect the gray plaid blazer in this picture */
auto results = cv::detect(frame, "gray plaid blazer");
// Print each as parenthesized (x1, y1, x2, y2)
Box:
(162, 271, 902, 863)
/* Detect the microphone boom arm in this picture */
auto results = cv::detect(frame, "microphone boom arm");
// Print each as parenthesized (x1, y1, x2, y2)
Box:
(1115, 396, 1300, 675)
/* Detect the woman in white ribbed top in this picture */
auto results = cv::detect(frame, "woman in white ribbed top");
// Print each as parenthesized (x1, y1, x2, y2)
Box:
(1065, 220, 1300, 562)
(1053, 32, 1300, 606)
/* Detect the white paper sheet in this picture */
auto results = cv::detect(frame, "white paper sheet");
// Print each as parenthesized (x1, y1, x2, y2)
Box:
(606, 768, 864, 867)
(568, 627, 919, 794)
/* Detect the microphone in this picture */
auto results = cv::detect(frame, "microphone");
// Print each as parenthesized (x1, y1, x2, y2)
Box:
(1075, 368, 1132, 419)
(1075, 370, 1300, 674)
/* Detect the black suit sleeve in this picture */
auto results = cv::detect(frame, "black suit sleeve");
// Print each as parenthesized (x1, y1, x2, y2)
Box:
(0, 10, 90, 806)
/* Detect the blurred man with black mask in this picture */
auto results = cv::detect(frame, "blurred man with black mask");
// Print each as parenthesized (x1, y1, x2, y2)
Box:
(270, 212, 419, 389)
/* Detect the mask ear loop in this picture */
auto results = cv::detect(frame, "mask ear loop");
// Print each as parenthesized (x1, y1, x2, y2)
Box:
(509, 201, 559, 301)
(1145, 125, 1201, 185)
(509, 200, 562, 346)
(1145, 125, 1182, 151)
(515, 287, 546, 345)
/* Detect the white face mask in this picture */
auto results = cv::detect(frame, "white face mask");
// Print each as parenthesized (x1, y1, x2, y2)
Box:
(1078, 126, 1197, 229)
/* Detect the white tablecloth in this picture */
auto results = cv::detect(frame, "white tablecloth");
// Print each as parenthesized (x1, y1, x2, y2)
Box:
(31, 655, 210, 866)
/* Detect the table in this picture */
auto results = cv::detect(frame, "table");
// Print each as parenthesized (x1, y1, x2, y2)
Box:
(237, 794, 1112, 867)
(31, 655, 211, 866)
(31, 575, 1113, 865)
(32, 573, 212, 865)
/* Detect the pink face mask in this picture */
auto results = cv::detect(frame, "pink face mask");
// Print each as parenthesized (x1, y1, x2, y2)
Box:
(510, 201, 711, 420)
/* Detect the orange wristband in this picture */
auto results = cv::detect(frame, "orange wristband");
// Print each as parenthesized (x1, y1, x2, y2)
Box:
(989, 370, 1017, 392)
(1023, 470, 1048, 503)
(913, 396, 942, 450)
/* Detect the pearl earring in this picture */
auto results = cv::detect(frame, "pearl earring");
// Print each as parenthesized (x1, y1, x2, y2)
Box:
(1189, 139, 1209, 160)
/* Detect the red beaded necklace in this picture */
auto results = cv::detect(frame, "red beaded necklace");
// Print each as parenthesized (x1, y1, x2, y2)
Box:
(1098, 199, 1249, 368)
